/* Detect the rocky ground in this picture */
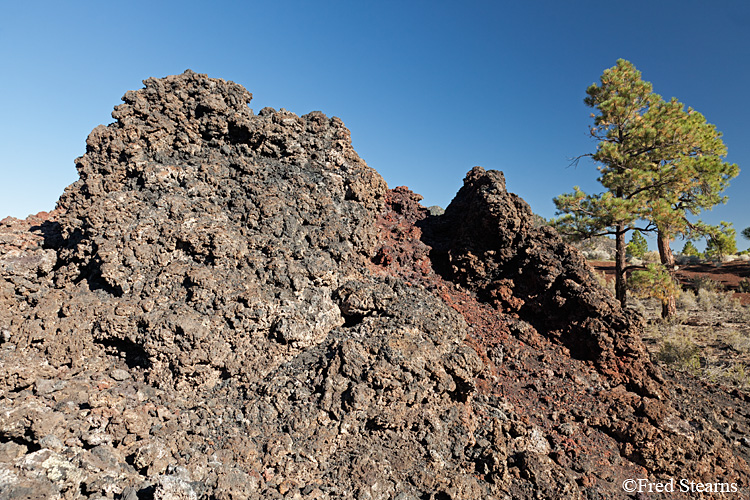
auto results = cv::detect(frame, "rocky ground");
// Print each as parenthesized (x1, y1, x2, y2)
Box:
(592, 260, 750, 391)
(1, 71, 750, 499)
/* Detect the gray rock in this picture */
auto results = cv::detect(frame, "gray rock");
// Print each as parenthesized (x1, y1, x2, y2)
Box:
(110, 368, 131, 381)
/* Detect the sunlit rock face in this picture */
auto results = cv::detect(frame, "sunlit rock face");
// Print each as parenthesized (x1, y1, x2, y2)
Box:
(0, 71, 748, 499)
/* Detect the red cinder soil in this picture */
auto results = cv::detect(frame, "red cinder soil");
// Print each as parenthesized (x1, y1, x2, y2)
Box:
(591, 260, 750, 305)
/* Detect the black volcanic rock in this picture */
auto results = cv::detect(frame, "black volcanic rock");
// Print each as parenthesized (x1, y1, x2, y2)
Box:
(421, 167, 661, 396)
(48, 70, 388, 389)
(1, 71, 749, 499)
(0, 71, 487, 498)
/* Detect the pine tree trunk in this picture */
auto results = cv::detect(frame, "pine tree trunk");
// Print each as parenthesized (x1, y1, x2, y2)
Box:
(615, 224, 627, 308)
(657, 229, 677, 318)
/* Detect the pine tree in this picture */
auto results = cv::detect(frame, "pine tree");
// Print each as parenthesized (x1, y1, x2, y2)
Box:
(633, 97, 738, 316)
(554, 60, 739, 317)
(626, 230, 648, 259)
(681, 241, 700, 257)
(554, 60, 658, 307)
(705, 222, 737, 259)
(629, 263, 680, 311)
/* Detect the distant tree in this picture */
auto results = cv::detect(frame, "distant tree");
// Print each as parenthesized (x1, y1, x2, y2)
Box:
(554, 59, 739, 318)
(743, 227, 750, 241)
(705, 222, 737, 259)
(680, 241, 701, 257)
(626, 230, 648, 259)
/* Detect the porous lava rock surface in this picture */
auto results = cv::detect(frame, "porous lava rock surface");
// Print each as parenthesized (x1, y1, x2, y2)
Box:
(1, 71, 750, 499)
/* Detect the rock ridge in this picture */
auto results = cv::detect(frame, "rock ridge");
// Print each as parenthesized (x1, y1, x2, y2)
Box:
(0, 71, 749, 499)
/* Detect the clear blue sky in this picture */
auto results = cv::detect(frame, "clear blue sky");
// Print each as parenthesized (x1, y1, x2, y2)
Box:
(2, 0, 748, 251)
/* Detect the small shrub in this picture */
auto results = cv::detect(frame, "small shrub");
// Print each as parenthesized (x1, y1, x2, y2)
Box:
(737, 305, 750, 323)
(676, 290, 697, 310)
(704, 363, 750, 389)
(642, 251, 660, 263)
(697, 288, 725, 311)
(593, 270, 607, 287)
(629, 263, 680, 309)
(583, 250, 612, 261)
(728, 365, 750, 388)
(656, 338, 701, 372)
(725, 330, 750, 354)
(689, 276, 724, 293)
(627, 294, 648, 316)
(738, 279, 750, 293)
(594, 270, 616, 297)
(695, 288, 746, 317)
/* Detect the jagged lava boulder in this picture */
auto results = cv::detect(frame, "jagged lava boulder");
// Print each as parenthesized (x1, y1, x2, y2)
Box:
(0, 71, 749, 499)
(0, 71, 484, 499)
(420, 167, 661, 396)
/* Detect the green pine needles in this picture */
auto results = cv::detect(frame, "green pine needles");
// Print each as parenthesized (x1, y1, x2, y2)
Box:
(629, 263, 681, 309)
(705, 222, 737, 259)
(553, 59, 740, 317)
(681, 241, 701, 258)
(626, 230, 648, 259)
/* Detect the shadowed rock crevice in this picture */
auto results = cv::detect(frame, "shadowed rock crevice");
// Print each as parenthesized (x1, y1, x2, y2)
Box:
(94, 336, 151, 370)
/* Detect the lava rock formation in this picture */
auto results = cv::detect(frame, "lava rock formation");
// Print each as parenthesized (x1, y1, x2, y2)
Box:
(1, 71, 749, 499)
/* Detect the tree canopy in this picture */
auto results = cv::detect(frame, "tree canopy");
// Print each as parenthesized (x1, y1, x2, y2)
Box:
(554, 59, 739, 316)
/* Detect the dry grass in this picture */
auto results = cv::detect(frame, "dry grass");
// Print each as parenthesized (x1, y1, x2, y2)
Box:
(634, 288, 750, 389)
(641, 251, 661, 263)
